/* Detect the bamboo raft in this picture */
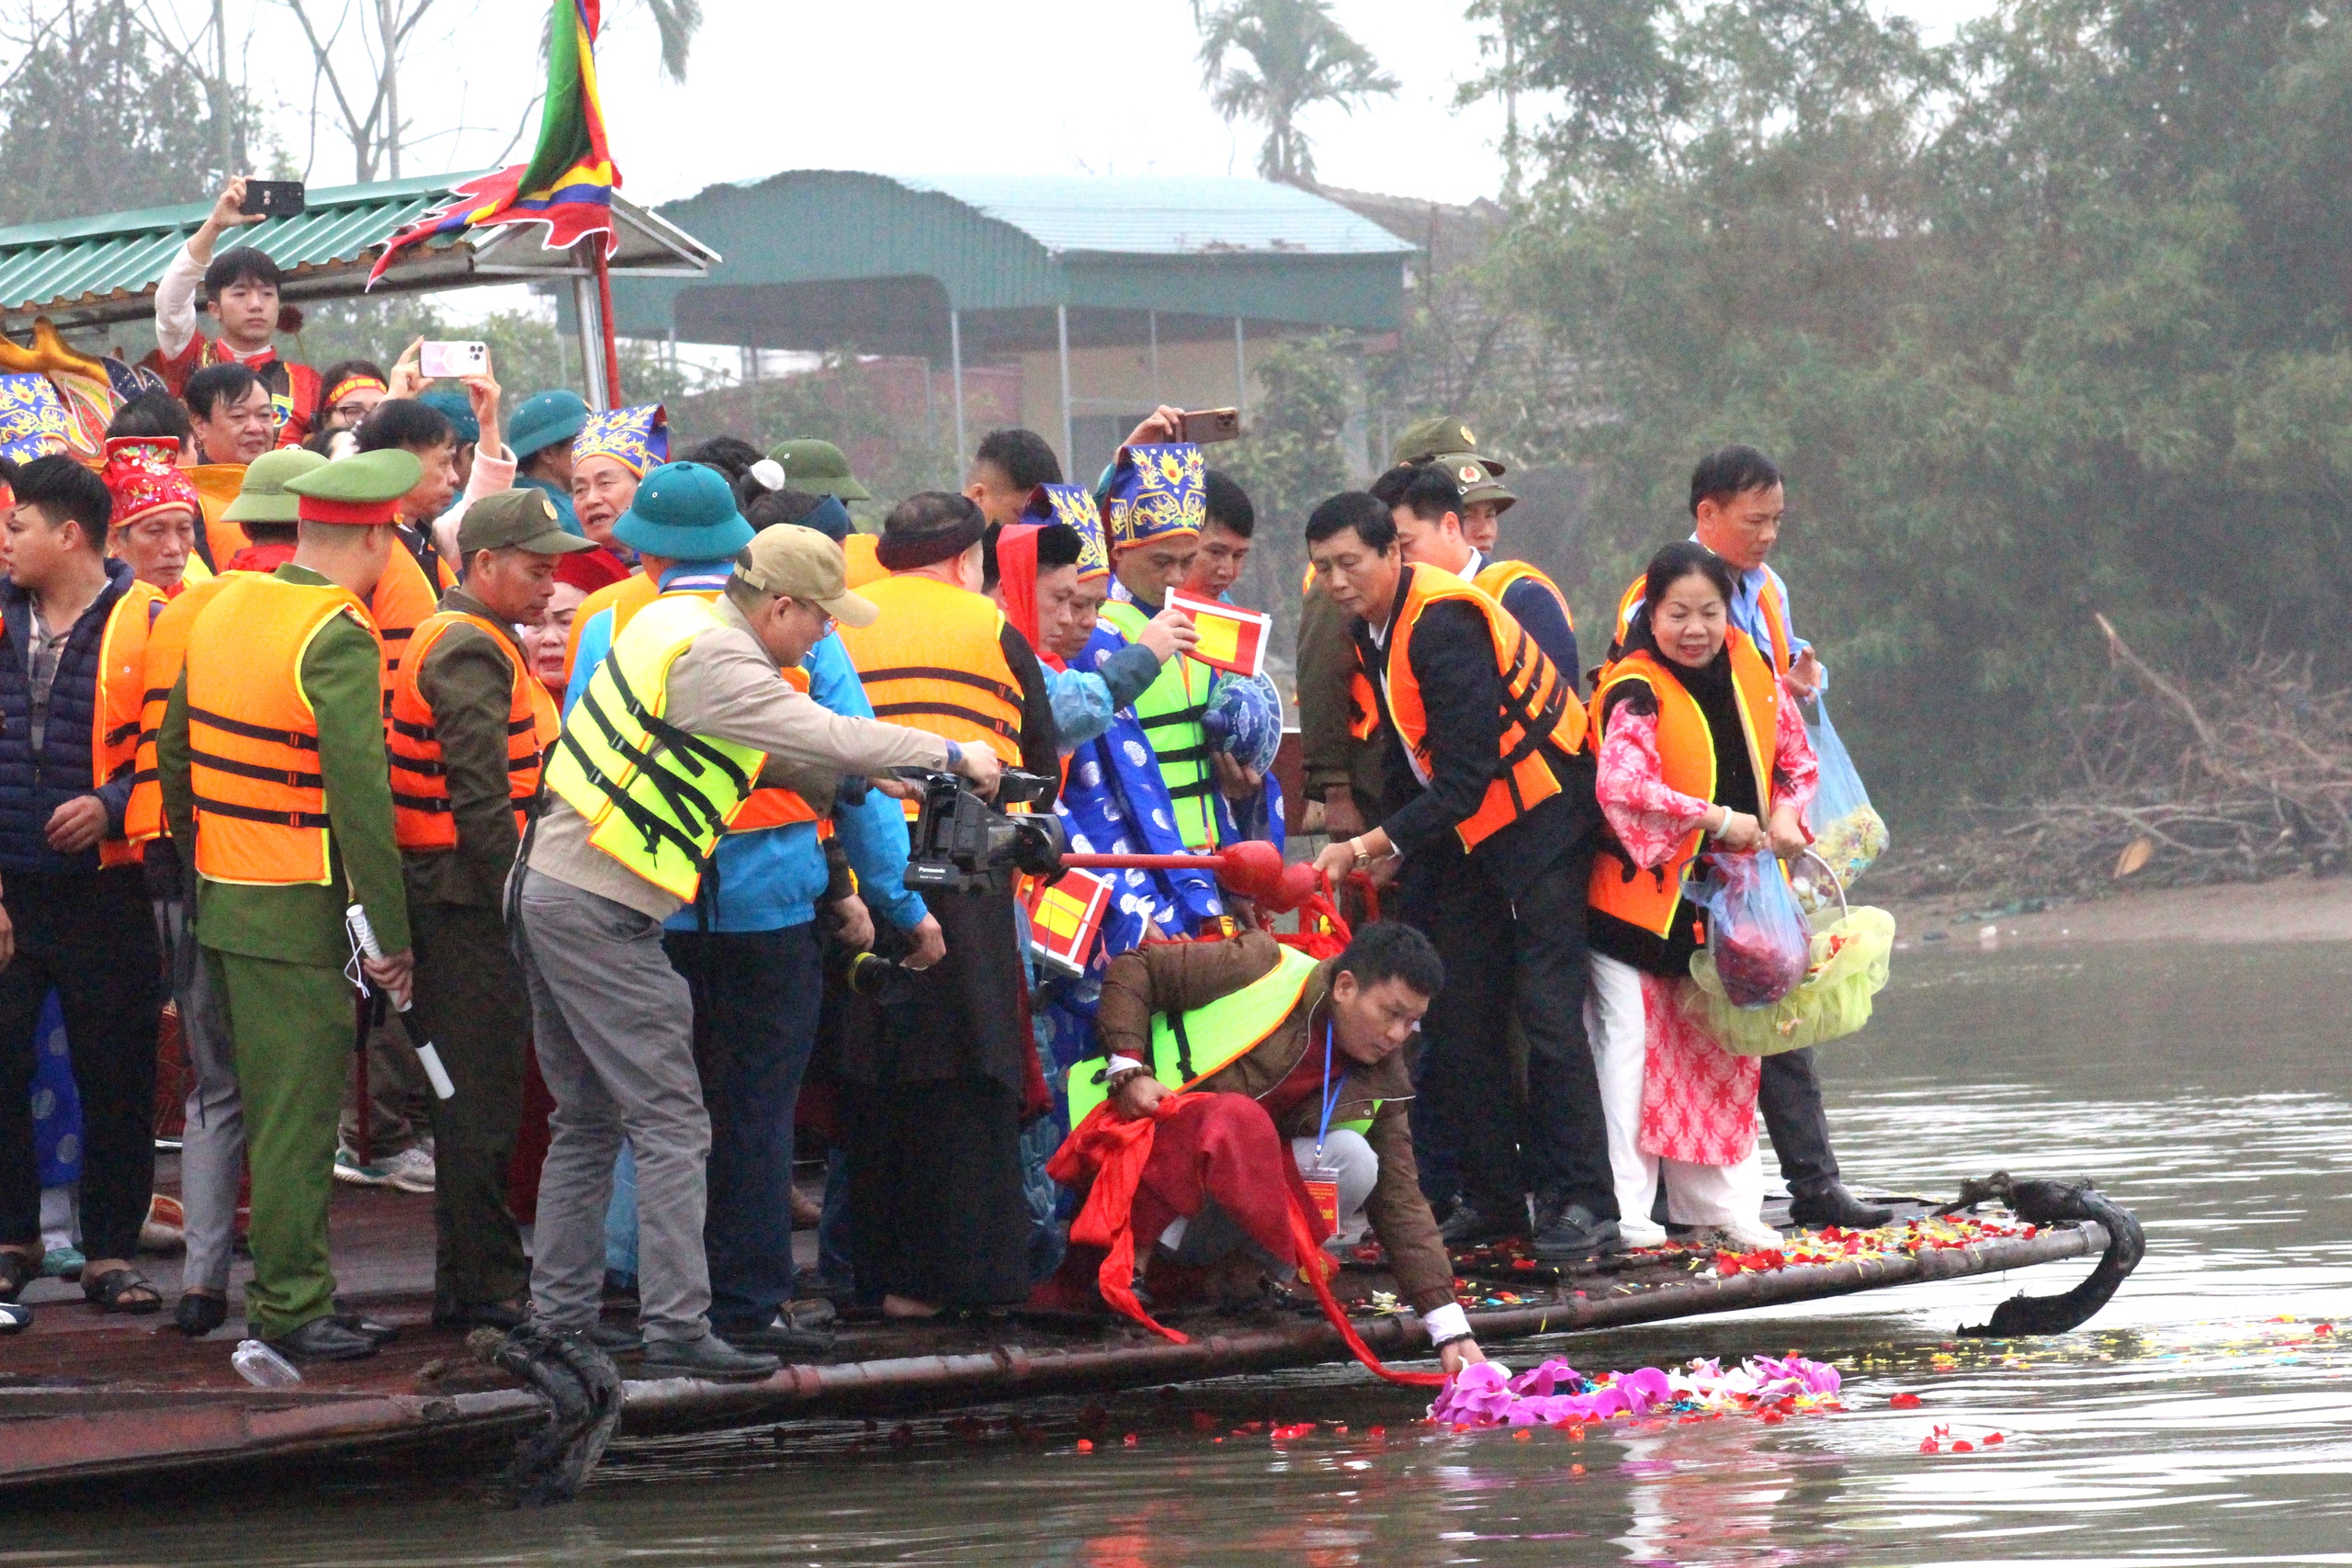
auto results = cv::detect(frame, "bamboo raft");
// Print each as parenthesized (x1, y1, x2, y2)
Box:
(0, 1168, 2136, 1499)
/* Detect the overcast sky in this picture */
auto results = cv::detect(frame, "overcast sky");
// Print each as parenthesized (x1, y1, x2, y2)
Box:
(255, 0, 1999, 209)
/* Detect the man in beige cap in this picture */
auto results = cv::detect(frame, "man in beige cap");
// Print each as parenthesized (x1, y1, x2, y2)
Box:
(523, 518, 1000, 1380)
(385, 488, 592, 1329)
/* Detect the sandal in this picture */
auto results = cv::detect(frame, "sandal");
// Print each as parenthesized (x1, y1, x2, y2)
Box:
(0, 1248, 33, 1303)
(83, 1267, 162, 1314)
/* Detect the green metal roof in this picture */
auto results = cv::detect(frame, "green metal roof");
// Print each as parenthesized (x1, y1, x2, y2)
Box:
(0, 174, 718, 334)
(602, 169, 1418, 355)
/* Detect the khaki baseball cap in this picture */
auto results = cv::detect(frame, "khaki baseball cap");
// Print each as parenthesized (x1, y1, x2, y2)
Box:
(734, 524, 878, 626)
(458, 488, 596, 557)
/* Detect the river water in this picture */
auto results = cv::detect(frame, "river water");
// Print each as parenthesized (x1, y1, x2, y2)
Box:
(26, 939, 2352, 1564)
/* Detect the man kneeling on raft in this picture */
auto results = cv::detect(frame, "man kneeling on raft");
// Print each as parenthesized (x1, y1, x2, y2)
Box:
(1078, 922, 1488, 1372)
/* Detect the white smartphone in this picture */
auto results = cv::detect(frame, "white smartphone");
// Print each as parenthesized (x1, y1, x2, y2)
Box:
(419, 340, 489, 379)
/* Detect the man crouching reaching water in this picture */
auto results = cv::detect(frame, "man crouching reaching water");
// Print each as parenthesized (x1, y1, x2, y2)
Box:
(1085, 922, 1488, 1373)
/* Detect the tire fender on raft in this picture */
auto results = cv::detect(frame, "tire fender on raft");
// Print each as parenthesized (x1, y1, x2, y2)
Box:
(1942, 1172, 2146, 1337)
(489, 1324, 623, 1506)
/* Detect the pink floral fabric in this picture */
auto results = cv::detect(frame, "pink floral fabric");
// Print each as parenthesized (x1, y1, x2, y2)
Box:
(1638, 971, 1759, 1163)
(1595, 688, 1824, 869)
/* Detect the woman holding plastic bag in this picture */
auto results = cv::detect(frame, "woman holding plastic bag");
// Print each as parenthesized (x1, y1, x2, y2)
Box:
(1585, 543, 1816, 1252)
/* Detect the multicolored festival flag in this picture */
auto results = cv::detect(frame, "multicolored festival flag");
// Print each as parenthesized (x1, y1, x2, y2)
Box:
(368, 0, 619, 287)
(1167, 588, 1272, 680)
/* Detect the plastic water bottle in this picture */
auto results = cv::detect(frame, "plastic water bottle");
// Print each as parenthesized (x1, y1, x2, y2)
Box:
(232, 1339, 302, 1388)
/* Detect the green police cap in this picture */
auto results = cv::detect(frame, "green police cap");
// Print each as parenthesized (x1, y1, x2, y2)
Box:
(458, 487, 596, 558)
(1392, 416, 1502, 472)
(222, 447, 329, 525)
(766, 438, 872, 502)
(280, 447, 424, 525)
(1432, 452, 1516, 513)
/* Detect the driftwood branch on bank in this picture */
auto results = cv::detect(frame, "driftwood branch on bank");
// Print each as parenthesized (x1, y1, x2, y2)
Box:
(1875, 620, 2352, 901)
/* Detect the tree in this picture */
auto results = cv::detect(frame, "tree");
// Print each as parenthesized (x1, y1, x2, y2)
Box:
(0, 0, 262, 224)
(1467, 0, 2352, 819)
(1193, 0, 1396, 185)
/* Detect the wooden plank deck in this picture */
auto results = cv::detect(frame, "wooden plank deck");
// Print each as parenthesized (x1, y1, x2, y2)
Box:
(0, 1159, 2111, 1495)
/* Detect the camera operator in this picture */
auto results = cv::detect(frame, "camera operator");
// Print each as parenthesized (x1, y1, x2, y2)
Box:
(517, 513, 997, 1382)
(834, 491, 1060, 1321)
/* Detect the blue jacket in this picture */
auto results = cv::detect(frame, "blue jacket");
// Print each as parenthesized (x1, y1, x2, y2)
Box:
(563, 572, 923, 935)
(0, 558, 143, 874)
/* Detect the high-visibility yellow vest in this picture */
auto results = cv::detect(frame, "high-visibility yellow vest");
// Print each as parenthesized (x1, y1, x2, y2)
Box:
(543, 593, 767, 902)
(1098, 597, 1221, 852)
(1067, 943, 1321, 1125)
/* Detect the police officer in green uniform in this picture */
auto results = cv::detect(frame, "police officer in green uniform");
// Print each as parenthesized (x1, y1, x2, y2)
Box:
(157, 447, 420, 1363)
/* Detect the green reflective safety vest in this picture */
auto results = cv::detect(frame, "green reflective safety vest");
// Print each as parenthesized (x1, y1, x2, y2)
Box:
(1100, 597, 1221, 852)
(1069, 943, 1323, 1125)
(543, 593, 768, 902)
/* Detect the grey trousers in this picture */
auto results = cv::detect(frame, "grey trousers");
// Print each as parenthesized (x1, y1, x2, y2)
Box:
(157, 897, 240, 1294)
(514, 868, 712, 1342)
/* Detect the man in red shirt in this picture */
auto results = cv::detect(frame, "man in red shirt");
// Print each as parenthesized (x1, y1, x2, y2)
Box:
(150, 178, 320, 448)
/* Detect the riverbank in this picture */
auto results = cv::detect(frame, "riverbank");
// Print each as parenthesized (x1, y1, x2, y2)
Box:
(1876, 870, 2352, 950)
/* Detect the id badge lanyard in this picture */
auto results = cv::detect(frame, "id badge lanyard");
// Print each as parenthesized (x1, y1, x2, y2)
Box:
(1313, 1019, 1346, 1170)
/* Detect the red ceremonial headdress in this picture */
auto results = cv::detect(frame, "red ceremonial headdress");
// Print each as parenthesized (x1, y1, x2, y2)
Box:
(100, 437, 198, 529)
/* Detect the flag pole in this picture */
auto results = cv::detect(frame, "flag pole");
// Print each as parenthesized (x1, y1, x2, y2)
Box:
(594, 242, 623, 405)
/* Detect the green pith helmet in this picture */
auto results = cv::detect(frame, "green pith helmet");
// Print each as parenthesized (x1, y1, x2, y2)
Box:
(766, 438, 872, 502)
(1392, 416, 1503, 472)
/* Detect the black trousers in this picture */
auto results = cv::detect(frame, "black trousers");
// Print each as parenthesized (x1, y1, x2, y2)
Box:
(1403, 840, 1618, 1221)
(839, 1075, 1032, 1309)
(0, 869, 162, 1263)
(409, 899, 530, 1313)
(1760, 1048, 1841, 1197)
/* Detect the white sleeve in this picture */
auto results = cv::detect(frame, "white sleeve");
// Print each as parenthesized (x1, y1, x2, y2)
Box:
(1422, 1302, 1472, 1344)
(155, 243, 204, 357)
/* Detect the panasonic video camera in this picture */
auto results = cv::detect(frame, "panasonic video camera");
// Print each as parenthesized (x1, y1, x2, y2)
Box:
(901, 768, 1065, 894)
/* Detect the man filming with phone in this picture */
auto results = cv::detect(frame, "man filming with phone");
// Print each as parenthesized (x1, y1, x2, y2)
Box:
(152, 177, 321, 447)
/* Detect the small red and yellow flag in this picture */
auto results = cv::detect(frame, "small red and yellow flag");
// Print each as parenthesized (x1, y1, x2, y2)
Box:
(1167, 588, 1272, 679)
(1023, 866, 1114, 976)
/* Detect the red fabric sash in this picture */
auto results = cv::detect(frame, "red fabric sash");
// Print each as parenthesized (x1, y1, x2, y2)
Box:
(1047, 1093, 1449, 1385)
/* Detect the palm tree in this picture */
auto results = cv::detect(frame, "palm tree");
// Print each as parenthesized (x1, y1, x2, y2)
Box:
(1194, 0, 1398, 185)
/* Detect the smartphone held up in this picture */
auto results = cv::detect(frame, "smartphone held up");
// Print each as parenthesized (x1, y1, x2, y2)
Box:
(420, 341, 490, 380)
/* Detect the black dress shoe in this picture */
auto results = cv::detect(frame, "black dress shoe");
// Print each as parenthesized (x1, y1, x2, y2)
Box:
(1437, 1201, 1526, 1248)
(267, 1314, 381, 1363)
(713, 1314, 835, 1355)
(175, 1292, 229, 1337)
(1788, 1185, 1894, 1231)
(1532, 1203, 1624, 1264)
(639, 1332, 780, 1382)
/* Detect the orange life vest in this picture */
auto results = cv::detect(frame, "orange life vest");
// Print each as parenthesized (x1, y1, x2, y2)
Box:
(370, 542, 442, 712)
(568, 574, 820, 834)
(842, 533, 886, 589)
(1475, 558, 1576, 632)
(385, 611, 560, 851)
(127, 575, 235, 845)
(563, 570, 658, 684)
(12, 581, 167, 869)
(1585, 630, 1781, 937)
(1378, 566, 1585, 851)
(1615, 565, 1792, 677)
(183, 574, 379, 886)
(837, 573, 1025, 765)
